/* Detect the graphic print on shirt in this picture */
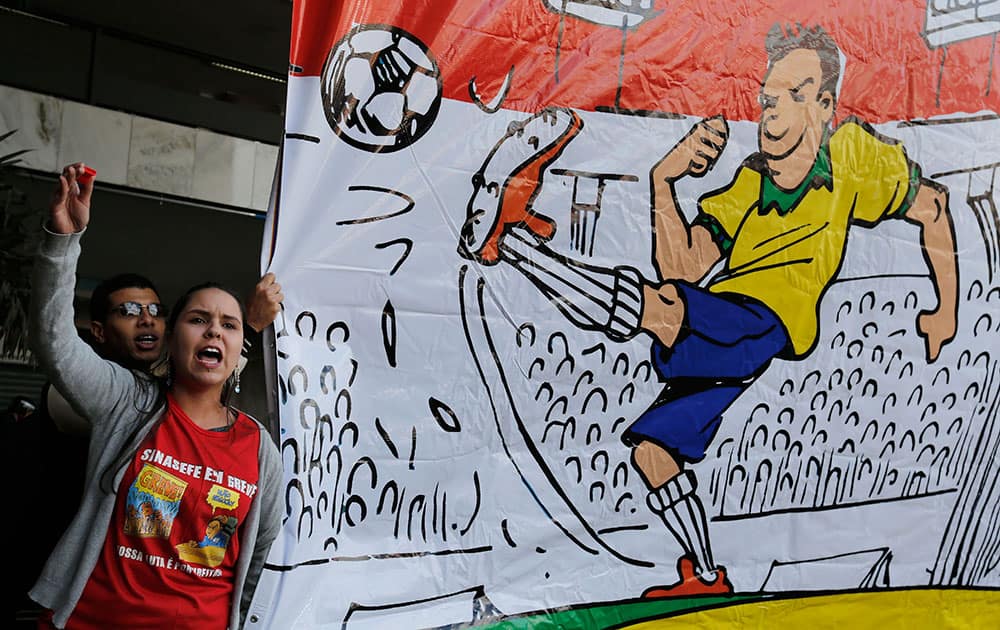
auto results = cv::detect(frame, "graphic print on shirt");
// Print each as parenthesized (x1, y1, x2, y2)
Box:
(123, 463, 187, 538)
(175, 484, 242, 568)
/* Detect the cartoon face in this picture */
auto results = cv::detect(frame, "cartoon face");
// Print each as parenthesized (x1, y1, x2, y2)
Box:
(758, 48, 833, 165)
(92, 287, 166, 369)
(206, 518, 223, 538)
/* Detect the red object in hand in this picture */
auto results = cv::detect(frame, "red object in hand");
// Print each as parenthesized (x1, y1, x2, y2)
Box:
(77, 166, 97, 185)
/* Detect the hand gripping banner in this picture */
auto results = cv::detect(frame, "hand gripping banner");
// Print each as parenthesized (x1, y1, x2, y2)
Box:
(249, 1, 1000, 627)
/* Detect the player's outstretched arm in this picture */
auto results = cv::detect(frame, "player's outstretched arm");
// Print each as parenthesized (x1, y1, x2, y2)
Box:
(649, 117, 727, 282)
(906, 179, 958, 362)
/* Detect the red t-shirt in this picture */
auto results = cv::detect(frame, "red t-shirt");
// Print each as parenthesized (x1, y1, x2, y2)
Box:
(67, 395, 262, 630)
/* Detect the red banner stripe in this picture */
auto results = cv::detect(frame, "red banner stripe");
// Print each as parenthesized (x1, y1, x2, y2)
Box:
(290, 0, 999, 123)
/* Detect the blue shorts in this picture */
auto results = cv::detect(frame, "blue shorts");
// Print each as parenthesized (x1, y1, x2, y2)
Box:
(623, 283, 790, 462)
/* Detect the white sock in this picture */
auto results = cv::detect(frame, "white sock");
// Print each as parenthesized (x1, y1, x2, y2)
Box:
(647, 470, 717, 576)
(499, 228, 644, 341)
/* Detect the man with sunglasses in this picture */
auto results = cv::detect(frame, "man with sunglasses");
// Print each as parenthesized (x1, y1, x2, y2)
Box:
(23, 268, 282, 617)
(44, 272, 283, 434)
(41, 274, 168, 439)
(88, 273, 169, 370)
(25, 274, 167, 623)
(16, 163, 284, 626)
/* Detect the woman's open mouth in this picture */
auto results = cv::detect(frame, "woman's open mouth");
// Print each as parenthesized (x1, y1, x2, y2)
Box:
(196, 346, 223, 368)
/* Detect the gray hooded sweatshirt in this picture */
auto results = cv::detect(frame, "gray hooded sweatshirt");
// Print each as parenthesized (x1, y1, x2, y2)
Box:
(28, 229, 283, 629)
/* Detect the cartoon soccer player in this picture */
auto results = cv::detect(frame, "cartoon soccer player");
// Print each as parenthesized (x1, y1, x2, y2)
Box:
(460, 24, 958, 596)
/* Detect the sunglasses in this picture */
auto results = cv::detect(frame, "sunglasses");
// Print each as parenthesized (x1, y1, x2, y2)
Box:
(112, 301, 167, 318)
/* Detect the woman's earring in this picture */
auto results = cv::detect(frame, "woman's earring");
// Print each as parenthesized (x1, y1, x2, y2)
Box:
(166, 363, 173, 389)
(234, 370, 241, 394)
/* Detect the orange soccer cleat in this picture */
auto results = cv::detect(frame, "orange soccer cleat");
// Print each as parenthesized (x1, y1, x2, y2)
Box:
(641, 555, 734, 598)
(460, 108, 583, 264)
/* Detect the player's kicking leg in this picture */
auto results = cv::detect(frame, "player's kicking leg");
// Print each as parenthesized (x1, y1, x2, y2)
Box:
(498, 228, 646, 342)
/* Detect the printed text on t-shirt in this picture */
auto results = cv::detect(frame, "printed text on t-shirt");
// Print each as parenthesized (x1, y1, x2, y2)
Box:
(140, 448, 258, 497)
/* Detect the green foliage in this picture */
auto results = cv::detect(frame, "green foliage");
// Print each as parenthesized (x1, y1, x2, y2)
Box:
(0, 130, 44, 361)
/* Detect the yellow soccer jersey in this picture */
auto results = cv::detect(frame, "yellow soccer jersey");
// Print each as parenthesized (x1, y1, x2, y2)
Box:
(696, 121, 918, 356)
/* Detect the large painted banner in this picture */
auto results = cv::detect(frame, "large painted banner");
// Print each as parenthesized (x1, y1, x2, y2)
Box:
(248, 1, 1000, 627)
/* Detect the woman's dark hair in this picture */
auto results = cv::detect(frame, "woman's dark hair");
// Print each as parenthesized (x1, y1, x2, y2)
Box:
(100, 282, 247, 494)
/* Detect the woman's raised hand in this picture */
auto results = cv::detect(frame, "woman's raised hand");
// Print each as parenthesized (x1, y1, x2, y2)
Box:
(49, 163, 93, 234)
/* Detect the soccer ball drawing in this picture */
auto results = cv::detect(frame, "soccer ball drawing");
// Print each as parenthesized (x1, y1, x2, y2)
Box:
(320, 24, 443, 153)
